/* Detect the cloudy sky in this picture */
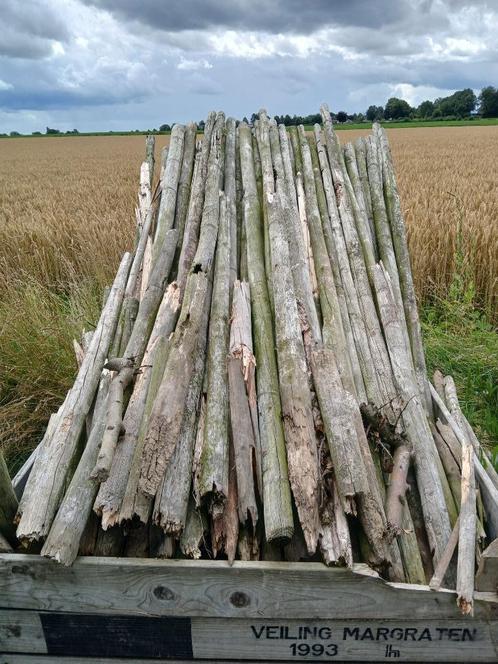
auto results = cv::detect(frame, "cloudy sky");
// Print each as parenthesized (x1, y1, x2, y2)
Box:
(0, 0, 497, 133)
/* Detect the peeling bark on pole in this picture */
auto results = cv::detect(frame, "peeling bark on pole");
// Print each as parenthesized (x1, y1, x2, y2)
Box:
(198, 195, 231, 509)
(266, 189, 320, 554)
(238, 122, 293, 542)
(16, 252, 131, 544)
(153, 124, 185, 262)
(228, 280, 260, 527)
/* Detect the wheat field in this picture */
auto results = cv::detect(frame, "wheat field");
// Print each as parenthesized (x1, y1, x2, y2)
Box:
(0, 127, 497, 463)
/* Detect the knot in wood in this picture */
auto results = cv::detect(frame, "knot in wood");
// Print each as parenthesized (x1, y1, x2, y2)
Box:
(153, 585, 176, 601)
(229, 591, 251, 608)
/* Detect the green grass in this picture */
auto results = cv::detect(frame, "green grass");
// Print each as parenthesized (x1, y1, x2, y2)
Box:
(304, 118, 498, 130)
(421, 299, 498, 464)
(2, 118, 498, 139)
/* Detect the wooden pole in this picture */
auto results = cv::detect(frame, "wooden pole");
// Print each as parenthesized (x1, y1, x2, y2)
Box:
(0, 450, 18, 543)
(238, 122, 293, 543)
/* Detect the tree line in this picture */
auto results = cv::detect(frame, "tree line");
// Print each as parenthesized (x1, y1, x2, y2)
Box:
(2, 86, 498, 137)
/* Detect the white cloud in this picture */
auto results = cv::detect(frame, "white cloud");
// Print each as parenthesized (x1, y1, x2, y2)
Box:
(0, 80, 14, 91)
(177, 57, 213, 70)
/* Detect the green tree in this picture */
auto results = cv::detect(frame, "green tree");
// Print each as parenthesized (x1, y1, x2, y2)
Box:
(336, 111, 348, 123)
(366, 105, 384, 121)
(417, 100, 434, 118)
(479, 86, 498, 118)
(46, 127, 61, 135)
(434, 89, 476, 118)
(384, 97, 412, 119)
(159, 124, 171, 132)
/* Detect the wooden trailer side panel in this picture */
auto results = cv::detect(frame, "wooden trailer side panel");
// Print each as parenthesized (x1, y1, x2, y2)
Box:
(0, 555, 497, 662)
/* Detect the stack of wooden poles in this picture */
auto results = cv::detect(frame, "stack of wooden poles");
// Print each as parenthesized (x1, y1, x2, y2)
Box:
(2, 105, 497, 617)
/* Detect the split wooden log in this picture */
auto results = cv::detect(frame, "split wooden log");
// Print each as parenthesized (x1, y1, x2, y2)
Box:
(153, 289, 210, 535)
(90, 228, 178, 482)
(238, 122, 293, 542)
(153, 124, 185, 262)
(0, 450, 18, 543)
(198, 196, 231, 510)
(353, 137, 376, 253)
(456, 421, 476, 614)
(319, 478, 353, 568)
(41, 372, 111, 565)
(265, 189, 320, 554)
(228, 280, 260, 527)
(180, 497, 208, 559)
(16, 252, 131, 544)
(94, 283, 181, 529)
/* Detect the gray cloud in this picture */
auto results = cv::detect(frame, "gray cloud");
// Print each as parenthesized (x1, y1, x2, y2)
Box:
(80, 0, 413, 34)
(0, 0, 69, 59)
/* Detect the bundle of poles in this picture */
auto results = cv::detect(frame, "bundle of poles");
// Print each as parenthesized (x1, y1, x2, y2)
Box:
(2, 105, 497, 617)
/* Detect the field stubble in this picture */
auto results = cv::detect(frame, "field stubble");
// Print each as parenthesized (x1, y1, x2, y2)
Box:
(0, 127, 497, 464)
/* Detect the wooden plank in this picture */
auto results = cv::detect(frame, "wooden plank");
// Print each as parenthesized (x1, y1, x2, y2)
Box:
(476, 538, 498, 592)
(0, 611, 46, 654)
(0, 555, 496, 620)
(1, 610, 496, 662)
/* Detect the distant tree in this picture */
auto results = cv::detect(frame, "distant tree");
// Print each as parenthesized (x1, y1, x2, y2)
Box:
(366, 105, 384, 121)
(242, 116, 249, 124)
(434, 88, 476, 118)
(384, 97, 412, 119)
(9, 131, 20, 136)
(355, 112, 366, 123)
(159, 124, 171, 132)
(479, 86, 498, 118)
(46, 127, 61, 135)
(198, 120, 205, 130)
(32, 131, 42, 135)
(65, 129, 79, 135)
(250, 112, 259, 125)
(336, 111, 348, 123)
(417, 100, 434, 118)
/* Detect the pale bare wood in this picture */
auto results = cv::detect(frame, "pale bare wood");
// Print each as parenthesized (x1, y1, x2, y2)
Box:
(457, 429, 476, 614)
(173, 122, 197, 252)
(0, 450, 18, 543)
(180, 497, 208, 559)
(145, 135, 155, 186)
(385, 444, 412, 540)
(16, 253, 131, 544)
